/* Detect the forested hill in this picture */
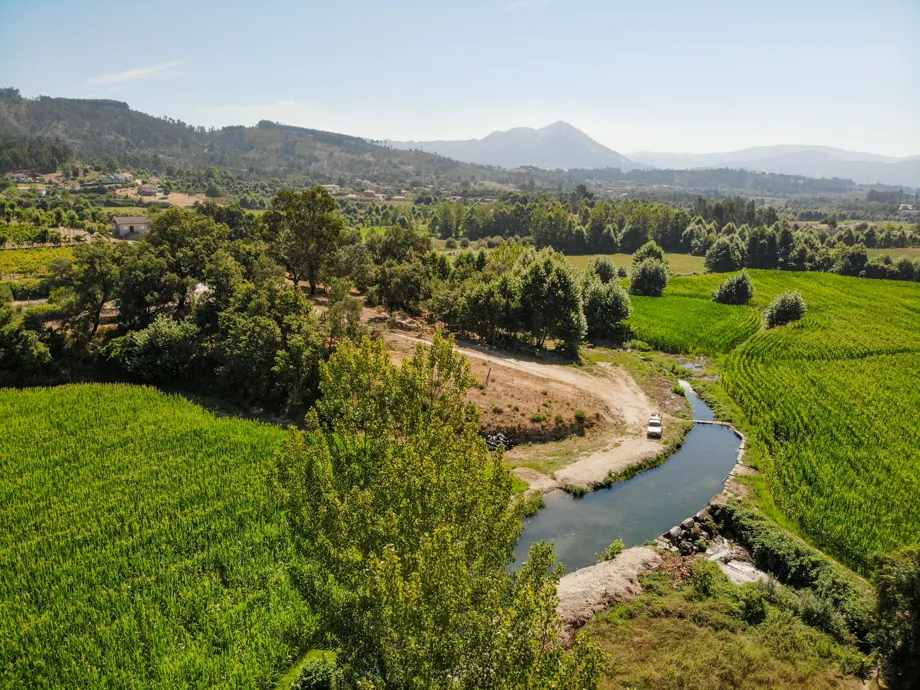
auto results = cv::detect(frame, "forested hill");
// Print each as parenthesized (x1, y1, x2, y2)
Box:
(0, 89, 907, 199)
(0, 89, 550, 187)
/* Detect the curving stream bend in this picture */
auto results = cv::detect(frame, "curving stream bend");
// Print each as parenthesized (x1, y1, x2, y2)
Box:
(512, 384, 740, 572)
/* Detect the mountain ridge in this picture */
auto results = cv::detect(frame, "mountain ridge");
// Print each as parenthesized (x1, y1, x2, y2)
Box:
(390, 121, 647, 172)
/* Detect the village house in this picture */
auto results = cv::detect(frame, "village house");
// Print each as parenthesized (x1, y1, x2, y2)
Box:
(111, 215, 151, 239)
(10, 173, 32, 183)
(320, 184, 341, 195)
(138, 184, 157, 196)
(113, 172, 133, 183)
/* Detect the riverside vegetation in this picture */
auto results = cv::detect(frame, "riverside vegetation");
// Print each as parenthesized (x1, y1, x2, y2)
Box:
(2, 184, 920, 688)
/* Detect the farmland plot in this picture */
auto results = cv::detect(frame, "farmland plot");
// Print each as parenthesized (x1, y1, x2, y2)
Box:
(630, 271, 920, 571)
(0, 385, 310, 688)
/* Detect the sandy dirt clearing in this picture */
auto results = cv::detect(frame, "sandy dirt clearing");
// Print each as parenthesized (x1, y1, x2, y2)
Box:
(390, 332, 662, 490)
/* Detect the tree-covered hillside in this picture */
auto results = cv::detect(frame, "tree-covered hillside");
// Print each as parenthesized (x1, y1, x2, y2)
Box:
(0, 89, 556, 187)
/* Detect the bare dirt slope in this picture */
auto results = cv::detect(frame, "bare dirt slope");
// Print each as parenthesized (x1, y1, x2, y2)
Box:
(389, 333, 662, 490)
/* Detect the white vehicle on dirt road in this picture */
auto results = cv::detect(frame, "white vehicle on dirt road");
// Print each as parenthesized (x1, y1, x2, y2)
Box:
(647, 414, 662, 439)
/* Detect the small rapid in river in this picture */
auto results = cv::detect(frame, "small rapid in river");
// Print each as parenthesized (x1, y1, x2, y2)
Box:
(512, 384, 740, 571)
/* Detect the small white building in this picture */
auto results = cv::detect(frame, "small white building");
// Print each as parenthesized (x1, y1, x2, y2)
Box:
(112, 215, 151, 239)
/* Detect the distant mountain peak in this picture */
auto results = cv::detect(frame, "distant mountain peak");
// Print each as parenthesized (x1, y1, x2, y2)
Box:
(390, 122, 645, 171)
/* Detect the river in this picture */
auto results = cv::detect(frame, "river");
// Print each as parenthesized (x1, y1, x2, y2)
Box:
(511, 384, 740, 571)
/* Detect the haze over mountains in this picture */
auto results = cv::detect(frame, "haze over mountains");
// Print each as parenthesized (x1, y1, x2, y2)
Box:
(393, 122, 920, 188)
(390, 121, 647, 172)
(628, 145, 920, 188)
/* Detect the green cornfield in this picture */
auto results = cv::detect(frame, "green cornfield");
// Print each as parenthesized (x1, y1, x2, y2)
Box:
(0, 384, 311, 688)
(628, 294, 761, 354)
(633, 271, 920, 572)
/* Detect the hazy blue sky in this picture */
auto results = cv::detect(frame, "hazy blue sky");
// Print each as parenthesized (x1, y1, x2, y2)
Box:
(1, 0, 918, 156)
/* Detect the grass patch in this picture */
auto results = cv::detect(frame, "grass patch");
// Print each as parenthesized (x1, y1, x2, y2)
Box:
(565, 252, 706, 275)
(583, 562, 867, 689)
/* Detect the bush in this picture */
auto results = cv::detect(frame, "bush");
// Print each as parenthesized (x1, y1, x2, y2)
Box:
(689, 559, 726, 598)
(554, 413, 564, 425)
(596, 539, 625, 562)
(460, 237, 470, 248)
(444, 237, 457, 249)
(574, 409, 587, 423)
(631, 241, 666, 266)
(529, 413, 547, 423)
(764, 290, 807, 328)
(629, 258, 669, 297)
(873, 547, 920, 688)
(292, 657, 344, 690)
(798, 588, 849, 642)
(586, 255, 618, 284)
(713, 270, 755, 305)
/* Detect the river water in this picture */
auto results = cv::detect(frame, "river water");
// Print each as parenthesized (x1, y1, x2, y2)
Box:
(511, 385, 739, 571)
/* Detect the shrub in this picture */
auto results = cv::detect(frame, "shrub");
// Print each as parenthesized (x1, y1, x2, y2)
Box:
(713, 270, 755, 305)
(554, 413, 564, 425)
(529, 413, 547, 423)
(459, 237, 470, 248)
(629, 258, 669, 297)
(631, 241, 666, 266)
(672, 384, 685, 397)
(596, 539, 625, 562)
(292, 657, 344, 690)
(574, 409, 587, 423)
(764, 290, 807, 328)
(690, 559, 726, 598)
(798, 589, 849, 642)
(873, 547, 920, 688)
(491, 404, 504, 414)
(444, 238, 457, 249)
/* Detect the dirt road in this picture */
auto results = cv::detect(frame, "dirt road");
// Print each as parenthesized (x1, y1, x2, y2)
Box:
(390, 333, 661, 490)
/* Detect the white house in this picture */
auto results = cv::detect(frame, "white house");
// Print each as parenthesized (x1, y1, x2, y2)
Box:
(111, 215, 151, 239)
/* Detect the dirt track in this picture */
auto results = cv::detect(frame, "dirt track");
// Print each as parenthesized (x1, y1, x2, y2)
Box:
(390, 333, 661, 490)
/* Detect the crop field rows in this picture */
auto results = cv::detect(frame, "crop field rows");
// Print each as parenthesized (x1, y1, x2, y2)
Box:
(630, 270, 920, 571)
(0, 385, 309, 688)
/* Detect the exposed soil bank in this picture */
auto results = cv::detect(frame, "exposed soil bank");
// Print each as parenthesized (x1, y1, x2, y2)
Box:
(556, 546, 662, 629)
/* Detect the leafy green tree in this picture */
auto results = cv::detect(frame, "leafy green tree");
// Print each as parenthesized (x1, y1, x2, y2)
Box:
(117, 244, 184, 328)
(323, 277, 363, 342)
(873, 547, 920, 688)
(712, 271, 754, 305)
(273, 334, 603, 689)
(216, 282, 323, 411)
(107, 316, 201, 380)
(265, 187, 346, 294)
(705, 235, 745, 273)
(833, 243, 869, 277)
(54, 239, 127, 336)
(518, 249, 586, 355)
(629, 258, 669, 297)
(145, 208, 230, 311)
(745, 225, 779, 269)
(583, 276, 631, 339)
